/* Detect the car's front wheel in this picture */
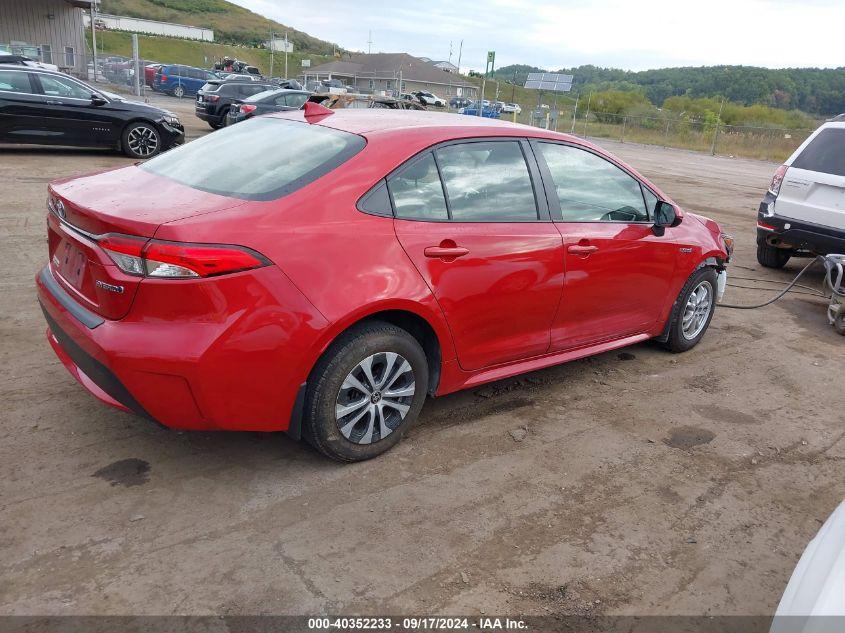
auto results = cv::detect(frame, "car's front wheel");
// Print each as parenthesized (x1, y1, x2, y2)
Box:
(122, 121, 161, 159)
(303, 321, 428, 462)
(172, 84, 185, 98)
(663, 267, 718, 353)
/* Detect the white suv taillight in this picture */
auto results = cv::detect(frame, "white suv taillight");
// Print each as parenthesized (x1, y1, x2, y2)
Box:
(769, 164, 788, 196)
(98, 234, 270, 279)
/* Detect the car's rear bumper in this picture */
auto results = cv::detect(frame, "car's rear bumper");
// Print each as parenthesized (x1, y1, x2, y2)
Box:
(36, 264, 325, 432)
(758, 201, 845, 254)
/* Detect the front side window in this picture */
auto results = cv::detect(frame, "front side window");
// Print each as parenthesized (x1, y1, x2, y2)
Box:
(435, 141, 538, 221)
(538, 143, 649, 222)
(37, 74, 92, 100)
(387, 153, 448, 221)
(0, 70, 34, 93)
(792, 128, 845, 177)
(140, 117, 365, 201)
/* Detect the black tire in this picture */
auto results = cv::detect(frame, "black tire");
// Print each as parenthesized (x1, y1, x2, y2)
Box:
(303, 321, 429, 462)
(663, 267, 718, 353)
(121, 121, 161, 159)
(208, 119, 223, 130)
(757, 242, 791, 269)
(172, 84, 185, 98)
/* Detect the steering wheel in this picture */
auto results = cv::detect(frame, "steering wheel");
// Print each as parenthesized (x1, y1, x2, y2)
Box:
(599, 206, 640, 222)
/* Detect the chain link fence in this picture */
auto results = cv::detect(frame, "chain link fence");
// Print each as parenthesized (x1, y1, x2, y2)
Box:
(519, 106, 814, 162)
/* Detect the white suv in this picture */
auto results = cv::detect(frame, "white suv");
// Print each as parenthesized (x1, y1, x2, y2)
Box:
(757, 121, 845, 268)
(413, 91, 446, 107)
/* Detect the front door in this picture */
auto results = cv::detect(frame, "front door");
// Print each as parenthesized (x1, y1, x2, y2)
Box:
(533, 141, 679, 350)
(32, 72, 112, 146)
(390, 140, 565, 371)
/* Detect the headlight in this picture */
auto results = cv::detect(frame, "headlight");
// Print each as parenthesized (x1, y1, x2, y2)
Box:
(162, 114, 181, 127)
(721, 233, 734, 261)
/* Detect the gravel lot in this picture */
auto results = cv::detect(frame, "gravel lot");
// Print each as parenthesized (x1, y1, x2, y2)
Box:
(1, 94, 843, 618)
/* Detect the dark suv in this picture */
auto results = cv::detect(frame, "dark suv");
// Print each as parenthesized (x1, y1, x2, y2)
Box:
(195, 79, 276, 129)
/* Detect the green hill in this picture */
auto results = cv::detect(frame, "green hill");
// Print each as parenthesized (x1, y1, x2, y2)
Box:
(494, 63, 845, 116)
(99, 0, 340, 54)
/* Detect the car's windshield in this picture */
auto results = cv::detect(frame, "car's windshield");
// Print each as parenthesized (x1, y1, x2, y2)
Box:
(140, 117, 365, 201)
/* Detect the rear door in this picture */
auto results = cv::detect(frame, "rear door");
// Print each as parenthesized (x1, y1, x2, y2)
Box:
(0, 68, 45, 143)
(392, 139, 564, 371)
(778, 127, 845, 230)
(534, 141, 679, 350)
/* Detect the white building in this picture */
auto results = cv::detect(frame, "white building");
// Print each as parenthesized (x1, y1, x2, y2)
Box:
(83, 12, 213, 42)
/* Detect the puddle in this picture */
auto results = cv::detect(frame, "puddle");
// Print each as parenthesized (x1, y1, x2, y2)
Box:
(92, 458, 150, 487)
(663, 426, 715, 450)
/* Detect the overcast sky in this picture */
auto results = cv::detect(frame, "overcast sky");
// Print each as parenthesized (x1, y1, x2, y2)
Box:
(231, 0, 843, 72)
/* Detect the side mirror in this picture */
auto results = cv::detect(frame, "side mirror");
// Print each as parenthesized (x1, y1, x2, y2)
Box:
(90, 94, 107, 107)
(653, 201, 680, 236)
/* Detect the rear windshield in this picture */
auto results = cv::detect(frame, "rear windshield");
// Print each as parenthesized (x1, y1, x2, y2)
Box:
(792, 128, 845, 177)
(140, 117, 365, 201)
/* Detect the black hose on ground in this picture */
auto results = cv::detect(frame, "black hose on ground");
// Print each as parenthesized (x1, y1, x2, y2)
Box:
(719, 257, 824, 310)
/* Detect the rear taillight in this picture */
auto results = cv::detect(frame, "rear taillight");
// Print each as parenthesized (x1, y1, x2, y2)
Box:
(769, 164, 788, 196)
(98, 234, 270, 279)
(207, 95, 220, 102)
(240, 104, 257, 114)
(160, 74, 168, 82)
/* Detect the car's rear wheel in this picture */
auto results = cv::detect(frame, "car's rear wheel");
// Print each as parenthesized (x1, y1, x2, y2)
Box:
(757, 242, 792, 269)
(122, 122, 160, 159)
(663, 267, 718, 353)
(303, 321, 428, 462)
(172, 84, 185, 98)
(208, 119, 223, 130)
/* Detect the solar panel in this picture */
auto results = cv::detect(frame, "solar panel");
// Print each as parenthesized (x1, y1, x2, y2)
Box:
(524, 72, 573, 92)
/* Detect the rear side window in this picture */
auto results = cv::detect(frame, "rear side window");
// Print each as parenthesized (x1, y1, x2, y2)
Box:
(792, 128, 845, 177)
(140, 118, 365, 201)
(0, 70, 33, 93)
(435, 141, 538, 221)
(387, 153, 448, 221)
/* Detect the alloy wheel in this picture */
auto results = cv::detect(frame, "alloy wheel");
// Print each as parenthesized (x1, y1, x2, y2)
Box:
(335, 352, 415, 444)
(127, 126, 160, 157)
(681, 280, 713, 340)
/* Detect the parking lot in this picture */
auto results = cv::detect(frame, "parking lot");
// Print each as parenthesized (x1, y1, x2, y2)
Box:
(1, 95, 843, 617)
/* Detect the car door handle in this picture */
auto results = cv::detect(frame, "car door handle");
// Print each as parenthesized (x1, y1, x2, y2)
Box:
(45, 100, 63, 105)
(568, 244, 599, 255)
(424, 245, 469, 260)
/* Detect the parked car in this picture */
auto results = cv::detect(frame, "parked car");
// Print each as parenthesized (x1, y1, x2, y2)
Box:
(458, 101, 501, 118)
(196, 79, 277, 129)
(771, 499, 845, 624)
(501, 102, 522, 114)
(0, 64, 183, 158)
(0, 54, 58, 72)
(225, 88, 310, 125)
(449, 96, 471, 109)
(757, 120, 845, 268)
(153, 64, 217, 98)
(36, 108, 730, 462)
(413, 90, 446, 107)
(144, 63, 162, 87)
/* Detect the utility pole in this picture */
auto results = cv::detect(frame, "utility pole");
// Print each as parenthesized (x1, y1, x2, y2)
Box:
(269, 26, 274, 77)
(284, 31, 288, 79)
(710, 98, 725, 155)
(131, 33, 140, 97)
(90, 0, 98, 82)
(448, 41, 453, 66)
(367, 30, 373, 54)
(456, 40, 463, 74)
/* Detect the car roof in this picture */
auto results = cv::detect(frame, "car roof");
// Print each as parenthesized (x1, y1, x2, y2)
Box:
(271, 108, 572, 140)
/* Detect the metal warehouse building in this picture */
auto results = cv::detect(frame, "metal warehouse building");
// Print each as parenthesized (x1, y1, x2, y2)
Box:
(0, 0, 91, 76)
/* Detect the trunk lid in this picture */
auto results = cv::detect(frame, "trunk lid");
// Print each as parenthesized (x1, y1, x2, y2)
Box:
(47, 166, 246, 320)
(777, 167, 845, 231)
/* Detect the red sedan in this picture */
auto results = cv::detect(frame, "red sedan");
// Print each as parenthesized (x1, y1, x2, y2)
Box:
(36, 105, 731, 461)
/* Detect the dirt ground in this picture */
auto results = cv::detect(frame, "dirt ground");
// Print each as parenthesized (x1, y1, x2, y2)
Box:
(1, 94, 843, 618)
